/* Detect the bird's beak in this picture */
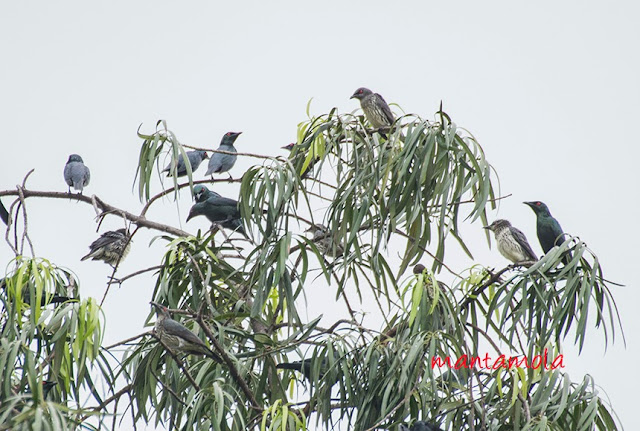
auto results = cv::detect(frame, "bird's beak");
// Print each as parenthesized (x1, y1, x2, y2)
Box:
(483, 225, 490, 230)
(186, 209, 195, 222)
(523, 201, 534, 208)
(350, 93, 357, 99)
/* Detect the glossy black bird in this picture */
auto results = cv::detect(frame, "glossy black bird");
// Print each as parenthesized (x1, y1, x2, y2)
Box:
(205, 132, 242, 176)
(524, 201, 570, 264)
(162, 150, 208, 177)
(1, 278, 72, 306)
(63, 154, 91, 194)
(150, 302, 222, 362)
(484, 219, 537, 264)
(351, 87, 395, 129)
(276, 353, 339, 385)
(81, 228, 132, 266)
(187, 185, 245, 235)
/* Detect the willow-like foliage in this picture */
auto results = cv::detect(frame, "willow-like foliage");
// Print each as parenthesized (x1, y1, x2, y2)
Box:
(0, 107, 623, 431)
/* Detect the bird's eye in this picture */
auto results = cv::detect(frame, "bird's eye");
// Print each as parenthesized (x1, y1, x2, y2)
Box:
(226, 132, 231, 136)
(536, 202, 541, 206)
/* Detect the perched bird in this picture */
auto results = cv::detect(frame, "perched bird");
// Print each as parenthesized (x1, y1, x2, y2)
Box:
(205, 132, 242, 177)
(350, 87, 395, 129)
(150, 302, 221, 362)
(484, 219, 537, 264)
(63, 154, 91, 194)
(162, 150, 208, 177)
(305, 224, 344, 258)
(282, 142, 319, 178)
(187, 185, 245, 235)
(399, 421, 443, 431)
(81, 228, 132, 266)
(276, 353, 339, 385)
(524, 201, 570, 264)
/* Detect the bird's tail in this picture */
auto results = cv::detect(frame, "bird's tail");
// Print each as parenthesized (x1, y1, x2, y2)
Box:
(0, 199, 8, 226)
(276, 362, 303, 372)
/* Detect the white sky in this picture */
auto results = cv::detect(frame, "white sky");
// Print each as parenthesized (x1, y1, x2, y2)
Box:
(1, 1, 638, 429)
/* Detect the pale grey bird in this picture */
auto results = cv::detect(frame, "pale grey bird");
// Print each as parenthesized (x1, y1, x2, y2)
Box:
(162, 150, 208, 177)
(150, 302, 222, 362)
(81, 228, 131, 267)
(205, 132, 242, 176)
(484, 219, 537, 264)
(63, 154, 90, 194)
(305, 224, 344, 258)
(350, 87, 395, 129)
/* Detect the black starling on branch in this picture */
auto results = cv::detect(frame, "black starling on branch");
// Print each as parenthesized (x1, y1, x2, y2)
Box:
(150, 302, 222, 362)
(163, 150, 208, 177)
(63, 154, 91, 194)
(81, 228, 131, 266)
(205, 132, 241, 177)
(187, 185, 245, 235)
(351, 87, 395, 130)
(524, 201, 570, 264)
(484, 219, 537, 264)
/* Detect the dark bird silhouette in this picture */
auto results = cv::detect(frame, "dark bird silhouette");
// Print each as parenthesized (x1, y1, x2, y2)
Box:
(276, 354, 339, 384)
(205, 132, 242, 176)
(1, 278, 73, 306)
(351, 87, 395, 130)
(484, 219, 537, 264)
(187, 185, 245, 235)
(305, 224, 344, 258)
(400, 421, 443, 431)
(163, 150, 208, 177)
(81, 228, 131, 266)
(282, 142, 318, 178)
(63, 154, 91, 194)
(150, 302, 221, 362)
(524, 201, 570, 264)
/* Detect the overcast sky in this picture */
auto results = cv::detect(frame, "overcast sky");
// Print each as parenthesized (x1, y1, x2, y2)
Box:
(1, 1, 638, 429)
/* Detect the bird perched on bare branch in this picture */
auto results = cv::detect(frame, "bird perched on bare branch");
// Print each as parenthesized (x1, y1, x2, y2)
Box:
(150, 302, 221, 362)
(187, 185, 245, 235)
(205, 132, 242, 177)
(484, 219, 537, 264)
(305, 224, 344, 258)
(63, 154, 90, 194)
(350, 87, 395, 130)
(81, 228, 131, 266)
(162, 150, 208, 177)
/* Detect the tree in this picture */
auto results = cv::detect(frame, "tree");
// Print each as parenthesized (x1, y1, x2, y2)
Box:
(0, 107, 622, 431)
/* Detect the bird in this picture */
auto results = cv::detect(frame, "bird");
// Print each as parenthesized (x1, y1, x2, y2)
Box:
(276, 353, 339, 385)
(484, 219, 537, 264)
(282, 142, 319, 178)
(150, 302, 222, 362)
(187, 185, 245, 235)
(350, 87, 395, 130)
(305, 224, 344, 258)
(400, 421, 443, 431)
(1, 278, 72, 306)
(205, 132, 242, 177)
(81, 228, 132, 266)
(63, 154, 91, 194)
(162, 150, 208, 177)
(524, 201, 570, 264)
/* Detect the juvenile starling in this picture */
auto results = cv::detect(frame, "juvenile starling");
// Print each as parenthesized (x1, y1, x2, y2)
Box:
(63, 154, 91, 194)
(350, 87, 395, 129)
(81, 228, 131, 266)
(524, 201, 570, 264)
(187, 185, 245, 235)
(305, 224, 344, 258)
(150, 302, 221, 362)
(205, 132, 242, 176)
(484, 219, 537, 264)
(162, 150, 208, 177)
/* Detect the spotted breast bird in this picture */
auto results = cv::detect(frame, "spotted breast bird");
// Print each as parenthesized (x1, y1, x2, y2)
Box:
(350, 87, 395, 130)
(163, 150, 208, 177)
(305, 224, 344, 258)
(484, 219, 537, 264)
(524, 201, 570, 264)
(81, 228, 131, 266)
(150, 302, 222, 362)
(63, 154, 91, 194)
(205, 131, 242, 177)
(187, 185, 245, 235)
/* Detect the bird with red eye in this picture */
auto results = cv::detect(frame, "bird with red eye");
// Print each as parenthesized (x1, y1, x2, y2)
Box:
(205, 131, 242, 178)
(524, 201, 571, 264)
(350, 87, 395, 130)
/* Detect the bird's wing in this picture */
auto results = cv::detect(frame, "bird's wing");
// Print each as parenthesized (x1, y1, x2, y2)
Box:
(208, 195, 239, 208)
(510, 227, 537, 260)
(83, 166, 91, 186)
(205, 155, 223, 175)
(373, 93, 395, 124)
(89, 231, 123, 250)
(163, 319, 207, 346)
(63, 164, 73, 186)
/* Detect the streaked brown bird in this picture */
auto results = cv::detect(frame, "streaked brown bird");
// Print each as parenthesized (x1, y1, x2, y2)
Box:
(484, 219, 537, 264)
(305, 224, 344, 258)
(150, 302, 222, 362)
(81, 228, 131, 267)
(350, 87, 395, 129)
